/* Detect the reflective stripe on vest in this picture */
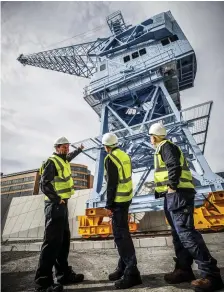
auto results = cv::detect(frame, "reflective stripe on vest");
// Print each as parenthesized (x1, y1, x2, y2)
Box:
(154, 140, 194, 193)
(44, 155, 74, 200)
(104, 148, 133, 203)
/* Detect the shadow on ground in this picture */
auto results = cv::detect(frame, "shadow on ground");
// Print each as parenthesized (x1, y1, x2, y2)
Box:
(65, 273, 193, 292)
(1, 251, 38, 265)
(1, 270, 35, 292)
(1, 265, 224, 292)
(0, 271, 198, 292)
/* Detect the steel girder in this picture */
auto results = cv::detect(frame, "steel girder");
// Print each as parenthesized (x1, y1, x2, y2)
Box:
(72, 80, 224, 212)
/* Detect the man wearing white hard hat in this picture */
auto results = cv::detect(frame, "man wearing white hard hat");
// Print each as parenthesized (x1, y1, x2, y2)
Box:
(149, 122, 223, 292)
(102, 132, 142, 289)
(35, 137, 85, 292)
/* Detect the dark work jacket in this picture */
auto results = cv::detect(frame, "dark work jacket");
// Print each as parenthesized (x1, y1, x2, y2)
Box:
(155, 142, 196, 199)
(40, 149, 82, 203)
(104, 147, 130, 210)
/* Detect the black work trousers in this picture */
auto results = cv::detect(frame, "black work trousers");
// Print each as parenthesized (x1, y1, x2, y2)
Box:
(35, 200, 71, 288)
(112, 202, 138, 276)
(164, 191, 221, 279)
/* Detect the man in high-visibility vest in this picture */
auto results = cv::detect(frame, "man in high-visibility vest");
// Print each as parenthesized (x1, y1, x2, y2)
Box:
(35, 137, 85, 292)
(102, 132, 142, 290)
(149, 122, 224, 292)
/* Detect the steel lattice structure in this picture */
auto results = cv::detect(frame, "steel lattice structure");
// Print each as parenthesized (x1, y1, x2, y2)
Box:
(18, 10, 224, 213)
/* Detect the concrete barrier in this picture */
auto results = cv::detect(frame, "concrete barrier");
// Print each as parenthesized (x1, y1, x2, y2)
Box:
(2, 233, 224, 252)
(2, 190, 92, 241)
(2, 190, 173, 242)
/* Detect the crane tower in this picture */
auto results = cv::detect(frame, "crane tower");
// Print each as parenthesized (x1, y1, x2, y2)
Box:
(18, 11, 224, 214)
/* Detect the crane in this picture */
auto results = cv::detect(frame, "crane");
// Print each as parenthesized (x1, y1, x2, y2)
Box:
(18, 10, 224, 237)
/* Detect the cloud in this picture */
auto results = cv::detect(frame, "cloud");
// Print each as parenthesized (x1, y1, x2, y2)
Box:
(1, 1, 224, 176)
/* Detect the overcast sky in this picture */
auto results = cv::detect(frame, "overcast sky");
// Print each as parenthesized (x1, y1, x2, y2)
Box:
(1, 1, 224, 175)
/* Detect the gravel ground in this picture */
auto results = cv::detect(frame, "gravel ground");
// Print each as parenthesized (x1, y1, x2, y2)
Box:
(1, 246, 224, 292)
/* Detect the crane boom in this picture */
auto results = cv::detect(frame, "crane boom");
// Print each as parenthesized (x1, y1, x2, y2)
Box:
(17, 38, 108, 78)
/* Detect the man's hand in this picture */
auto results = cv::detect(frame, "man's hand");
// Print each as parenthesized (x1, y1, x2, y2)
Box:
(167, 186, 176, 193)
(79, 144, 84, 150)
(106, 209, 113, 218)
(59, 199, 65, 204)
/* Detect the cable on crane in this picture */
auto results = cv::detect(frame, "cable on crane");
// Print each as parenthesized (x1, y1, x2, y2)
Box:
(41, 24, 108, 50)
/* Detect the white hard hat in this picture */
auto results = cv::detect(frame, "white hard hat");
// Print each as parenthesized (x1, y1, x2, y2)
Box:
(149, 122, 167, 136)
(102, 132, 118, 146)
(54, 136, 70, 146)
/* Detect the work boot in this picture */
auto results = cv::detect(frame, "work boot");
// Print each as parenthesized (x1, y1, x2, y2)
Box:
(114, 269, 142, 289)
(164, 257, 195, 284)
(57, 267, 84, 285)
(109, 268, 124, 281)
(191, 277, 224, 292)
(35, 283, 63, 292)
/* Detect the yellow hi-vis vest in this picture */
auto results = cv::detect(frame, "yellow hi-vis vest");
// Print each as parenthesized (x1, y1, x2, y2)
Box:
(104, 148, 133, 203)
(39, 161, 45, 176)
(43, 155, 74, 201)
(154, 140, 194, 193)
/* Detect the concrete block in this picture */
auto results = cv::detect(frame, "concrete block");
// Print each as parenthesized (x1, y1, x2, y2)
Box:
(70, 242, 75, 250)
(139, 211, 169, 231)
(3, 215, 19, 238)
(2, 235, 9, 242)
(72, 241, 84, 250)
(28, 227, 39, 238)
(93, 241, 104, 249)
(104, 240, 115, 249)
(72, 241, 94, 250)
(165, 236, 173, 247)
(81, 241, 94, 250)
(24, 209, 36, 230)
(27, 195, 36, 202)
(11, 244, 27, 251)
(139, 237, 167, 248)
(20, 200, 33, 214)
(27, 243, 41, 251)
(74, 194, 89, 217)
(7, 205, 17, 218)
(202, 233, 224, 244)
(71, 217, 79, 238)
(37, 226, 44, 239)
(19, 196, 27, 204)
(30, 208, 44, 229)
(18, 229, 29, 238)
(1, 245, 13, 252)
(11, 197, 19, 207)
(39, 213, 45, 226)
(10, 232, 19, 238)
(68, 199, 76, 218)
(29, 197, 40, 212)
(133, 238, 140, 248)
(37, 196, 44, 208)
(10, 213, 27, 235)
(13, 202, 25, 216)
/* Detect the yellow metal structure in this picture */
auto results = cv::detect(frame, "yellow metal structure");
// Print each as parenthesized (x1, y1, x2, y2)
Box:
(78, 191, 224, 238)
(164, 191, 224, 231)
(78, 208, 138, 238)
(194, 191, 224, 231)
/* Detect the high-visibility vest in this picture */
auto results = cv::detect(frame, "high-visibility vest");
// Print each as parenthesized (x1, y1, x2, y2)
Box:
(42, 155, 74, 201)
(154, 140, 194, 193)
(104, 148, 133, 203)
(39, 161, 46, 176)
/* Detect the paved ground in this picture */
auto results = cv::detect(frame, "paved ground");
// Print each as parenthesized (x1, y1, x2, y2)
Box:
(2, 246, 224, 292)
